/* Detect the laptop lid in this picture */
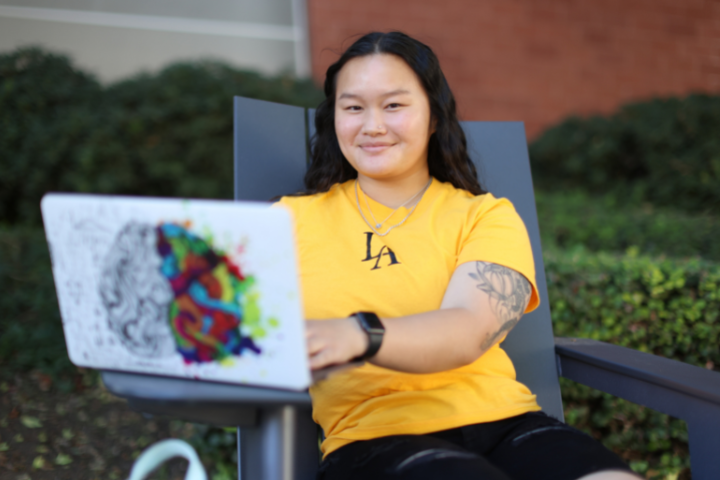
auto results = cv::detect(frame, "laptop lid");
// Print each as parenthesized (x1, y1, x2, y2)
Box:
(41, 193, 310, 391)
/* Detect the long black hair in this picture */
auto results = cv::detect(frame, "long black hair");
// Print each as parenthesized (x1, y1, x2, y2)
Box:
(304, 31, 485, 195)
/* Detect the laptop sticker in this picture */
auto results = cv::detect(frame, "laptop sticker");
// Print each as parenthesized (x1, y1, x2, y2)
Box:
(41, 194, 309, 390)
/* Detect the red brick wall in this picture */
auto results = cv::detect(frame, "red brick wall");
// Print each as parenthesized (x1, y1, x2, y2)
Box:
(306, 0, 720, 139)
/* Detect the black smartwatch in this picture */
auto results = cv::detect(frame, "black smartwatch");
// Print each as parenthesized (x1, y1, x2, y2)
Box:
(351, 311, 385, 361)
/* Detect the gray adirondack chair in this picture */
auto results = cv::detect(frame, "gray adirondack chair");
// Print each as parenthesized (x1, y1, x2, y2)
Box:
(102, 96, 720, 480)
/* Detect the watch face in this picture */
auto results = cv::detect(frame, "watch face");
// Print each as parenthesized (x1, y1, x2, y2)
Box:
(357, 312, 384, 333)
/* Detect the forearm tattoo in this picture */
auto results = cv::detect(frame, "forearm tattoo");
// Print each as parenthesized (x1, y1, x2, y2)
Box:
(469, 261, 532, 350)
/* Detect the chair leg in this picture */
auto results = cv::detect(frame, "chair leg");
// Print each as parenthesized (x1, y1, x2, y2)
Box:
(687, 403, 720, 480)
(237, 406, 318, 480)
(237, 406, 297, 480)
(237, 427, 242, 480)
(294, 407, 320, 480)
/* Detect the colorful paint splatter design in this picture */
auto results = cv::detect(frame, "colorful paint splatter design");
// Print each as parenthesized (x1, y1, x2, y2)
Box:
(155, 223, 265, 364)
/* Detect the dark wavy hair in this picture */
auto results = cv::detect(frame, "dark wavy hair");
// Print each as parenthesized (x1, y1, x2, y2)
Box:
(304, 31, 485, 195)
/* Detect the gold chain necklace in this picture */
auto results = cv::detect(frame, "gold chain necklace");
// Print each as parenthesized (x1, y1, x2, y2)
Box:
(364, 181, 428, 229)
(355, 179, 432, 237)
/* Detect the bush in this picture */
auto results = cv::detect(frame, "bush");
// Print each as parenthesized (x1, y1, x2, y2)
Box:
(0, 227, 75, 389)
(529, 94, 720, 214)
(547, 247, 720, 478)
(536, 189, 720, 261)
(0, 48, 102, 225)
(0, 47, 324, 226)
(185, 424, 238, 479)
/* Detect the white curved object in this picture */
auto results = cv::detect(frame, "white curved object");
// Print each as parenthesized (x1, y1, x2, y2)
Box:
(127, 439, 208, 480)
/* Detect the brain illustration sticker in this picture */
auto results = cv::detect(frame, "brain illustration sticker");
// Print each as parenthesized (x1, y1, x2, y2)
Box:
(98, 221, 272, 363)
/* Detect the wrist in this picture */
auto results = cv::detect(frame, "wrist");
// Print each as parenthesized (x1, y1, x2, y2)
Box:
(350, 312, 385, 362)
(348, 317, 369, 360)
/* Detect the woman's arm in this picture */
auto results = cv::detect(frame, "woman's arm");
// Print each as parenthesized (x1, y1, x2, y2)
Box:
(305, 261, 532, 373)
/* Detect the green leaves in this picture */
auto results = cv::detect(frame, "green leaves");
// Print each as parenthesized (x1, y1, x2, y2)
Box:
(530, 95, 720, 214)
(0, 47, 324, 226)
(55, 453, 73, 466)
(0, 228, 73, 384)
(20, 416, 42, 428)
(548, 248, 720, 355)
(535, 189, 720, 261)
(32, 455, 46, 469)
(549, 248, 720, 477)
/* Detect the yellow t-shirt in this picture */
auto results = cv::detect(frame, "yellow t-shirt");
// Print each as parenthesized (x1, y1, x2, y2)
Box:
(277, 178, 541, 457)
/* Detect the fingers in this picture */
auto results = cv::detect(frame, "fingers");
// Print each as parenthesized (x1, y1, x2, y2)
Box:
(305, 330, 324, 357)
(304, 318, 360, 370)
(305, 321, 332, 369)
(309, 348, 334, 370)
(306, 334, 344, 370)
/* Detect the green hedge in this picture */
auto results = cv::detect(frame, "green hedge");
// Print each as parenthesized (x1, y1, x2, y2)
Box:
(0, 48, 101, 225)
(0, 47, 323, 226)
(529, 94, 720, 214)
(0, 227, 73, 388)
(547, 246, 720, 478)
(536, 189, 720, 261)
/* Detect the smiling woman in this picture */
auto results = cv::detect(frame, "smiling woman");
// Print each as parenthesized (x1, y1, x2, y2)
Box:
(277, 32, 639, 480)
(334, 54, 434, 199)
(303, 32, 483, 200)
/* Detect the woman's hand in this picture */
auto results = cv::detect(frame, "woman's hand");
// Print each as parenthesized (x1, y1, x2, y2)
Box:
(306, 318, 369, 370)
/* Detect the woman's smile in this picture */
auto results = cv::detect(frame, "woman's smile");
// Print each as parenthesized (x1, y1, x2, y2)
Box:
(359, 141, 395, 154)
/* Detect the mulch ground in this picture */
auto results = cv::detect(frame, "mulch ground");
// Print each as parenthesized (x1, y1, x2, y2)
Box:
(0, 370, 200, 480)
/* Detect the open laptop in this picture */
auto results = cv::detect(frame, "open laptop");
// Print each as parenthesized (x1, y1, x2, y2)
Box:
(41, 193, 316, 391)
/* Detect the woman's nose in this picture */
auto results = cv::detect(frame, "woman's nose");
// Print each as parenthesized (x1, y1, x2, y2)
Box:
(361, 110, 386, 136)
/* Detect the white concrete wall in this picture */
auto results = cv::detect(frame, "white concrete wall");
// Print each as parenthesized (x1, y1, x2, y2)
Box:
(0, 0, 310, 82)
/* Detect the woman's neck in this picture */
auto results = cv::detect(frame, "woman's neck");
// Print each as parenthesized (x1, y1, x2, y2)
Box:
(357, 170, 432, 209)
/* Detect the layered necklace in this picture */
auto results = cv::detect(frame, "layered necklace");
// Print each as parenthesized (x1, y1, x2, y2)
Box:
(355, 178, 432, 237)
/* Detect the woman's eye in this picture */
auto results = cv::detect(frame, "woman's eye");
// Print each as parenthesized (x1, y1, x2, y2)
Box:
(345, 105, 362, 111)
(386, 103, 402, 109)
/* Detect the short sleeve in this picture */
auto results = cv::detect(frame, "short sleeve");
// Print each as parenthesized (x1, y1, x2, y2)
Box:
(456, 195, 540, 313)
(273, 195, 307, 229)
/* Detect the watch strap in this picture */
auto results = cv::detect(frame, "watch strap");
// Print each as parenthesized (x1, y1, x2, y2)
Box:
(352, 311, 384, 361)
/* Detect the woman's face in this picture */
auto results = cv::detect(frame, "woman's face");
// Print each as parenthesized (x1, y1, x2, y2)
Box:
(334, 54, 434, 183)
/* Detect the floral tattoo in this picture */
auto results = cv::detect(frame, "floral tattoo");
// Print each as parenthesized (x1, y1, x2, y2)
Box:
(469, 261, 532, 350)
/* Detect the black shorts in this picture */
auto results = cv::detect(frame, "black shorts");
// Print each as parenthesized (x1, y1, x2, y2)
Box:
(317, 412, 637, 480)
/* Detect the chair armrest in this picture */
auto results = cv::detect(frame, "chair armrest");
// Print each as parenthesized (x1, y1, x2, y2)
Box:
(555, 337, 720, 480)
(102, 370, 312, 405)
(555, 337, 720, 411)
(101, 370, 311, 427)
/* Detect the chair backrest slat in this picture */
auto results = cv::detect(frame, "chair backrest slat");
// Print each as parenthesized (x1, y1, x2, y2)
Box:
(234, 97, 307, 201)
(235, 97, 564, 421)
(462, 122, 563, 419)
